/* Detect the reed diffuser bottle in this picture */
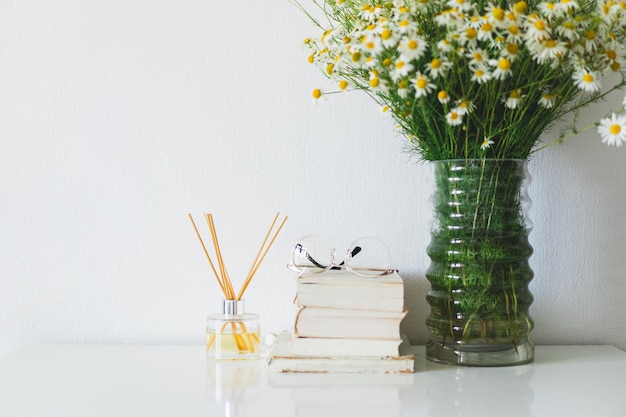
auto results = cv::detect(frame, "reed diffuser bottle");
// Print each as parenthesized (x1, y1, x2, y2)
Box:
(189, 212, 287, 361)
(206, 299, 260, 360)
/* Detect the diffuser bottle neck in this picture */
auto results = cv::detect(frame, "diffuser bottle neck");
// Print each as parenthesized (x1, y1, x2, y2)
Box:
(223, 299, 245, 315)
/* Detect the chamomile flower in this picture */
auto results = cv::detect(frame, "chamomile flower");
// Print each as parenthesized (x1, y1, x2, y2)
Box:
(338, 79, 351, 91)
(467, 48, 490, 66)
(446, 110, 464, 125)
(539, 89, 556, 108)
(486, 4, 507, 28)
(311, 88, 327, 103)
(478, 21, 497, 41)
(502, 42, 521, 59)
(532, 38, 568, 65)
(581, 28, 601, 54)
(437, 39, 454, 53)
(392, 58, 415, 81)
(395, 18, 418, 34)
(369, 73, 389, 94)
(555, 20, 578, 41)
(427, 57, 452, 78)
(597, 113, 626, 146)
(573, 68, 602, 92)
(397, 79, 410, 99)
(380, 26, 400, 48)
(438, 90, 451, 104)
(360, 4, 383, 21)
(448, 0, 473, 12)
(461, 26, 480, 45)
(435, 8, 464, 27)
(398, 36, 428, 61)
(526, 14, 552, 41)
(538, 2, 563, 19)
(557, 0, 580, 12)
(505, 89, 524, 108)
(456, 100, 476, 114)
(491, 57, 513, 79)
(481, 137, 495, 149)
(471, 66, 493, 83)
(505, 23, 523, 43)
(414, 72, 436, 98)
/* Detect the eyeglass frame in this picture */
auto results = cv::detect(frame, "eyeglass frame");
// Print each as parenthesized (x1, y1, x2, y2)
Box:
(287, 235, 398, 278)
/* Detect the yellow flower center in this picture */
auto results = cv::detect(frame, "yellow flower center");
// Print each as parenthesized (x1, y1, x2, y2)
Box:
(399, 19, 409, 27)
(339, 80, 349, 90)
(514, 1, 528, 14)
(382, 29, 392, 40)
(399, 80, 408, 89)
(534, 20, 546, 31)
(351, 51, 362, 62)
(450, 112, 459, 120)
(611, 61, 621, 71)
(481, 22, 493, 32)
(508, 25, 520, 35)
(498, 58, 512, 70)
(493, 7, 505, 20)
(396, 61, 405, 69)
(475, 69, 485, 77)
(510, 90, 521, 99)
(383, 58, 392, 66)
(326, 63, 334, 75)
(585, 30, 596, 40)
(610, 124, 622, 135)
(307, 54, 315, 64)
(473, 52, 483, 61)
(370, 78, 380, 88)
(562, 21, 575, 30)
(466, 27, 478, 39)
(408, 39, 419, 50)
(582, 73, 595, 83)
(438, 90, 449, 100)
(545, 39, 557, 48)
(416, 78, 428, 89)
(312, 89, 322, 99)
(506, 43, 519, 54)
(431, 58, 442, 69)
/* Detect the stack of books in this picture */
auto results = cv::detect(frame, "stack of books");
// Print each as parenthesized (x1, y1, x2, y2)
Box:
(268, 270, 414, 373)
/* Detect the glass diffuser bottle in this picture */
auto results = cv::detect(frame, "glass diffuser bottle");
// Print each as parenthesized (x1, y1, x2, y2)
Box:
(206, 299, 260, 360)
(189, 212, 287, 361)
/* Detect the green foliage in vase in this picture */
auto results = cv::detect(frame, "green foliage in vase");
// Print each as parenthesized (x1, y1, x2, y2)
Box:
(425, 159, 534, 346)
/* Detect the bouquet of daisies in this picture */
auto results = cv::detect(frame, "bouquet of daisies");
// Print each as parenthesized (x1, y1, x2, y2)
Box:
(295, 0, 626, 160)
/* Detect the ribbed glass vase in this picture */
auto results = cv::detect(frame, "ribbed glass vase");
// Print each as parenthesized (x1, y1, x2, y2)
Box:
(425, 159, 534, 366)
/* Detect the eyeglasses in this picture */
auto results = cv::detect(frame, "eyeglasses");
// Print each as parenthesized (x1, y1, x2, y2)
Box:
(288, 235, 397, 277)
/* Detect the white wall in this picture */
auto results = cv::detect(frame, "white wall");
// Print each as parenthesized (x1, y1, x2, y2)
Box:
(1, 1, 625, 356)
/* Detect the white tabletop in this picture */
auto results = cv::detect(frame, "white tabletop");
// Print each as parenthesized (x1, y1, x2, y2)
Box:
(0, 344, 624, 417)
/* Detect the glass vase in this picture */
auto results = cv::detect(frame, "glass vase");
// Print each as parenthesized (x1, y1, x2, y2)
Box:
(425, 159, 534, 366)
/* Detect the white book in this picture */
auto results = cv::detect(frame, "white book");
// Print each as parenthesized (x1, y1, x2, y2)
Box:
(268, 332, 414, 374)
(294, 306, 407, 340)
(295, 271, 404, 313)
(290, 336, 402, 357)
